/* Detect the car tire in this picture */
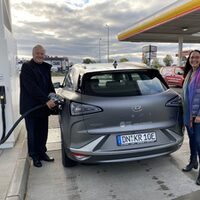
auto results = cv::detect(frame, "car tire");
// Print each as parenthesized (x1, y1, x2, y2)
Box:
(61, 139, 77, 167)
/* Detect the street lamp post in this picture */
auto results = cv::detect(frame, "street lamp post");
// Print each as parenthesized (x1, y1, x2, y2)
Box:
(106, 24, 109, 63)
(99, 38, 101, 63)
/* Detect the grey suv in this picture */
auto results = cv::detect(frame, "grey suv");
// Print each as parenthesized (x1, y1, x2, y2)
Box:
(57, 62, 183, 167)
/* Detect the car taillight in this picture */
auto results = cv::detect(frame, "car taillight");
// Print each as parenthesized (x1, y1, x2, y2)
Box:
(71, 153, 90, 161)
(165, 95, 182, 107)
(70, 101, 102, 116)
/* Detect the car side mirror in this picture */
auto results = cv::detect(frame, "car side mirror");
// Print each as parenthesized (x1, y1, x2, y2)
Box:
(53, 82, 62, 88)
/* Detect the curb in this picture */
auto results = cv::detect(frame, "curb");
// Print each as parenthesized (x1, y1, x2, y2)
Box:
(5, 139, 30, 200)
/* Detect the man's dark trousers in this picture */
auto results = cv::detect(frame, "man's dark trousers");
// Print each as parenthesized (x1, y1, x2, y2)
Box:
(25, 115, 48, 158)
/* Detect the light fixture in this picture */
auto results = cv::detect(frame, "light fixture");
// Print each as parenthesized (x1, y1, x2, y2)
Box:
(182, 27, 188, 32)
(192, 32, 200, 37)
(105, 24, 110, 63)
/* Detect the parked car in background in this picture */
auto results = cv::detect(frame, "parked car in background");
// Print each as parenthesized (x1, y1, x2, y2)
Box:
(51, 65, 59, 72)
(160, 66, 185, 87)
(56, 62, 183, 167)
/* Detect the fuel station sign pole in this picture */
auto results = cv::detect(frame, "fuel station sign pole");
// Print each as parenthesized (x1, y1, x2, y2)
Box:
(142, 45, 157, 67)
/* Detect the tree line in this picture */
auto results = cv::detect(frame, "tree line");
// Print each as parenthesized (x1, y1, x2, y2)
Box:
(82, 57, 128, 64)
(82, 54, 185, 69)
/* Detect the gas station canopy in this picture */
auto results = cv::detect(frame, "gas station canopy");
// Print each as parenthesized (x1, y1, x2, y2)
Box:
(118, 0, 200, 43)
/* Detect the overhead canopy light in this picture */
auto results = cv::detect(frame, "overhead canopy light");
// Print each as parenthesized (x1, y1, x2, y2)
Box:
(182, 27, 188, 32)
(192, 32, 200, 37)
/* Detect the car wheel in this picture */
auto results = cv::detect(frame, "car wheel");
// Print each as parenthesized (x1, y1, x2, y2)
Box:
(61, 138, 77, 167)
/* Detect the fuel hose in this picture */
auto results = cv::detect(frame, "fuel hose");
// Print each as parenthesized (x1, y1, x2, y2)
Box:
(0, 93, 64, 145)
(0, 103, 6, 141)
(0, 104, 46, 145)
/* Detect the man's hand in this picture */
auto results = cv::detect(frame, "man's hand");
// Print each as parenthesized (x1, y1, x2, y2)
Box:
(46, 99, 56, 109)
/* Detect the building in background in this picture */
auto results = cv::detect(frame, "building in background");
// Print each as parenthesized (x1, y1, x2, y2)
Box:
(17, 56, 70, 72)
(44, 56, 69, 72)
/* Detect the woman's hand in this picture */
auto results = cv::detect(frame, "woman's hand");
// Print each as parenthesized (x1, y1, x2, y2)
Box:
(194, 116, 200, 123)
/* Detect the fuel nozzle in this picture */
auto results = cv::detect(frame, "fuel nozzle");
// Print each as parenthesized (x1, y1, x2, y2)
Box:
(48, 93, 65, 110)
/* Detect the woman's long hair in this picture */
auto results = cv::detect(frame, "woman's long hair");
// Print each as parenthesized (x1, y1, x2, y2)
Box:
(183, 50, 200, 78)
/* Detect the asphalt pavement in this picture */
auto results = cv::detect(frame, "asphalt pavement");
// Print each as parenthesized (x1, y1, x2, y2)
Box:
(24, 126, 200, 200)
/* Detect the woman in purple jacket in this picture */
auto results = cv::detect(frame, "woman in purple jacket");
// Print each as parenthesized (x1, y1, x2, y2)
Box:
(182, 50, 200, 185)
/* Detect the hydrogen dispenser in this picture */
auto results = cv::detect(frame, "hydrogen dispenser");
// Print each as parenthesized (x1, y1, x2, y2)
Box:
(0, 0, 21, 148)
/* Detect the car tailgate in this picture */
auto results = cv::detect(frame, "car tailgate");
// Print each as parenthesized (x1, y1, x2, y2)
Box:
(81, 90, 181, 134)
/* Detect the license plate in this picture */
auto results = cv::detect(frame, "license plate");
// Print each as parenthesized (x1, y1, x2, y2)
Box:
(117, 132, 157, 146)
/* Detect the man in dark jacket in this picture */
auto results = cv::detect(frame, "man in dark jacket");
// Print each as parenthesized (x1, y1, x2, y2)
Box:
(20, 44, 56, 167)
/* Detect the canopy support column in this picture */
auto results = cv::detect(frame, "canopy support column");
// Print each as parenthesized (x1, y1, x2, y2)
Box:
(178, 36, 183, 66)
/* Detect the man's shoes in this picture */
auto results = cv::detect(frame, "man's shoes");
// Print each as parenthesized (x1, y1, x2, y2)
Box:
(32, 156, 42, 167)
(39, 153, 55, 162)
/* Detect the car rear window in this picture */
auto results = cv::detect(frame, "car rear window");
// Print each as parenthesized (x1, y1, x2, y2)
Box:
(82, 70, 167, 97)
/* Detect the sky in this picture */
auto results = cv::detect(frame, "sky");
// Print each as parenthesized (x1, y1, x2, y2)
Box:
(10, 0, 200, 64)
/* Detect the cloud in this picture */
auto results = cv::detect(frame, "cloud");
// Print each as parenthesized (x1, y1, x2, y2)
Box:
(11, 0, 182, 64)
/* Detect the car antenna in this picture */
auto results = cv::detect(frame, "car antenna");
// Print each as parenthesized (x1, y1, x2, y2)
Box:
(113, 60, 118, 69)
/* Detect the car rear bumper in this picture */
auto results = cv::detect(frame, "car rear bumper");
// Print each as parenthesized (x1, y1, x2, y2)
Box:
(68, 136, 183, 163)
